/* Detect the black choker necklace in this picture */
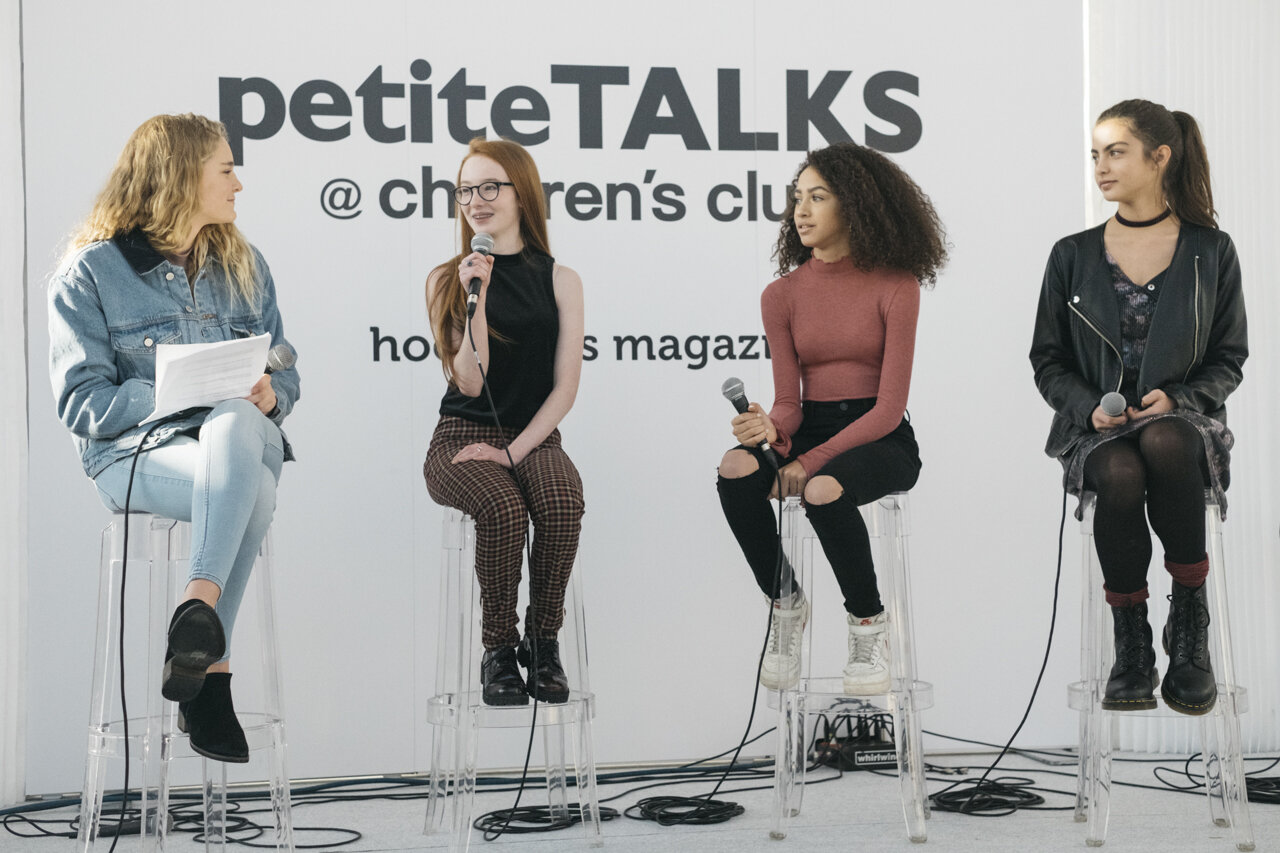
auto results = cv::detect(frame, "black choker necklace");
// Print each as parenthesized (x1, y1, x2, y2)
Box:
(1115, 208, 1172, 228)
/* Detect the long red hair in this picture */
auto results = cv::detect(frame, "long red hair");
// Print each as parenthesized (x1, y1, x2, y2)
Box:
(428, 138, 551, 383)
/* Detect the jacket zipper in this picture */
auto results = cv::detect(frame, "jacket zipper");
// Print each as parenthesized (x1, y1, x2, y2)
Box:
(1185, 256, 1201, 382)
(1068, 301, 1124, 393)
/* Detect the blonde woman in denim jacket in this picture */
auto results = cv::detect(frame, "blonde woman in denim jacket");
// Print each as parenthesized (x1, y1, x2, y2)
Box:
(48, 113, 300, 763)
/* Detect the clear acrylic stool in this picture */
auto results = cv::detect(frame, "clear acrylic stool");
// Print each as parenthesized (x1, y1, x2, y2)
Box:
(1068, 492, 1253, 850)
(765, 494, 932, 843)
(79, 513, 294, 852)
(424, 508, 601, 852)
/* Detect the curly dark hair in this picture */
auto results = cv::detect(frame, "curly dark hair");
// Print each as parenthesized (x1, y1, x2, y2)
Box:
(773, 142, 947, 284)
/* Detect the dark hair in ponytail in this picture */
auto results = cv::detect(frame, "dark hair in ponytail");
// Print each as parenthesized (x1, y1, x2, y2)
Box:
(1097, 99, 1217, 228)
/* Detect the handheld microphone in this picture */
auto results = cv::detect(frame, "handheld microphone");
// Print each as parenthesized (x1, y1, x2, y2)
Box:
(721, 377, 781, 470)
(466, 232, 496, 319)
(265, 344, 295, 375)
(1100, 391, 1127, 418)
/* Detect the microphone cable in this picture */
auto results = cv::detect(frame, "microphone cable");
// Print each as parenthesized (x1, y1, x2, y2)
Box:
(928, 489, 1069, 816)
(460, 291, 592, 839)
(103, 413, 184, 852)
(627, 446, 786, 827)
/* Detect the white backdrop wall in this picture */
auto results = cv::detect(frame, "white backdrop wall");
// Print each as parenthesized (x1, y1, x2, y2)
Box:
(12, 0, 1266, 799)
(1, 0, 29, 809)
(1088, 0, 1280, 754)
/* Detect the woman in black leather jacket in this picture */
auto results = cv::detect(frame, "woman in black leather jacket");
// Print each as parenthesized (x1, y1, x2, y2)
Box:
(1030, 99, 1246, 717)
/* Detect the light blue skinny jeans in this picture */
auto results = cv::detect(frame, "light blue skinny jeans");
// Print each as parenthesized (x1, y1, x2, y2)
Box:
(93, 398, 285, 658)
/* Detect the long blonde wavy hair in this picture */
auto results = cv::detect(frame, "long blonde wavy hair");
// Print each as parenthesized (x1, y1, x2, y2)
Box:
(428, 137, 551, 384)
(67, 113, 260, 302)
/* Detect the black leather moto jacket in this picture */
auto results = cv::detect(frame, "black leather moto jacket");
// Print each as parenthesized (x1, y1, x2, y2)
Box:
(1029, 221, 1247, 459)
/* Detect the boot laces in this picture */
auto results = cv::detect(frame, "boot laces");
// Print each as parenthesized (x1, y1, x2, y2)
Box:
(1113, 609, 1147, 669)
(1169, 592, 1210, 662)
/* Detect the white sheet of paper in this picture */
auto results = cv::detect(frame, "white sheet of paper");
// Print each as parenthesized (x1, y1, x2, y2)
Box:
(143, 333, 271, 423)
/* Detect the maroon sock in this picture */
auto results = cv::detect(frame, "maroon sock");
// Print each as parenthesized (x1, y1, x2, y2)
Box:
(1104, 585, 1150, 608)
(1165, 554, 1209, 588)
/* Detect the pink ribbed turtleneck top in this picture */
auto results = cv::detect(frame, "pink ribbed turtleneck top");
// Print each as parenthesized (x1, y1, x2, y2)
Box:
(762, 255, 920, 475)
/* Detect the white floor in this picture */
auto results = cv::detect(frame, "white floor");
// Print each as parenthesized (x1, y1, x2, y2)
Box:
(12, 749, 1277, 852)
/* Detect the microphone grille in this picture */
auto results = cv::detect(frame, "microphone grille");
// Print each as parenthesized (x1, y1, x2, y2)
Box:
(721, 376, 744, 401)
(470, 232, 495, 256)
(1100, 391, 1126, 417)
(266, 344, 296, 373)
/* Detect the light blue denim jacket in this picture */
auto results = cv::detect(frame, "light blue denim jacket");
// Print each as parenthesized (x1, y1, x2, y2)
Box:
(49, 229, 300, 478)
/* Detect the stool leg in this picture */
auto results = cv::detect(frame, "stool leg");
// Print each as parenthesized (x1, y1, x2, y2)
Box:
(772, 497, 806, 840)
(78, 747, 108, 849)
(879, 495, 928, 841)
(1078, 493, 1110, 828)
(424, 718, 455, 833)
(158, 740, 175, 850)
(143, 517, 176, 844)
(770, 689, 801, 839)
(1202, 501, 1255, 851)
(265, 723, 295, 851)
(562, 559, 603, 845)
(1201, 714, 1229, 825)
(572, 703, 603, 847)
(455, 706, 480, 853)
(1213, 696, 1254, 845)
(794, 694, 809, 817)
(1074, 708, 1091, 823)
(250, 535, 295, 852)
(544, 722, 570, 821)
(1202, 695, 1255, 850)
(894, 688, 928, 842)
(427, 512, 466, 836)
(1085, 711, 1113, 847)
(1084, 557, 1113, 849)
(203, 759, 228, 851)
(80, 522, 123, 850)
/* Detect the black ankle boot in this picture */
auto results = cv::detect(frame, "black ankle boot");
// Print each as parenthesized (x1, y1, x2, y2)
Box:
(1162, 582, 1217, 715)
(162, 600, 226, 702)
(481, 646, 528, 706)
(177, 672, 249, 763)
(516, 635, 570, 703)
(1102, 601, 1158, 710)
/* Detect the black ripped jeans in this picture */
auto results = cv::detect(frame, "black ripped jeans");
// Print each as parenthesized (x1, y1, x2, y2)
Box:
(716, 399, 921, 617)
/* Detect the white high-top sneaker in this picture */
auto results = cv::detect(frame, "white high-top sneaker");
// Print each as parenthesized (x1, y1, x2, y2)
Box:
(759, 592, 808, 690)
(843, 611, 890, 695)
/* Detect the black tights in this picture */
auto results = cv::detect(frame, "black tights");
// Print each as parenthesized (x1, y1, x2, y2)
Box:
(1083, 418, 1208, 594)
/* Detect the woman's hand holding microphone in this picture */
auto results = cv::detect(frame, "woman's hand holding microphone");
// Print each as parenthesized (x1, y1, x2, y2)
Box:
(730, 403, 806, 498)
(731, 401, 777, 448)
(460, 251, 495, 310)
(1092, 388, 1176, 431)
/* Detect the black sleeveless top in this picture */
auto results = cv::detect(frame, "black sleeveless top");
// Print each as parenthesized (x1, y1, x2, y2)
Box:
(440, 249, 559, 429)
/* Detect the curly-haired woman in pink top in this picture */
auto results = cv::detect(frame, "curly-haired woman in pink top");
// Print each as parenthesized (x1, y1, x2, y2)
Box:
(717, 142, 946, 695)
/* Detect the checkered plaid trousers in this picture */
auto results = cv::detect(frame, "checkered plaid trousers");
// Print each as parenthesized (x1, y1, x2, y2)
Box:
(424, 416, 585, 649)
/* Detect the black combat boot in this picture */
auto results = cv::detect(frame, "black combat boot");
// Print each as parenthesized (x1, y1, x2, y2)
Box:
(516, 635, 570, 703)
(481, 646, 529, 706)
(1162, 582, 1217, 715)
(1102, 601, 1158, 711)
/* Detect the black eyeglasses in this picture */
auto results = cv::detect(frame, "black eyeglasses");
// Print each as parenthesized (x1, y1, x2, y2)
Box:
(453, 181, 515, 204)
